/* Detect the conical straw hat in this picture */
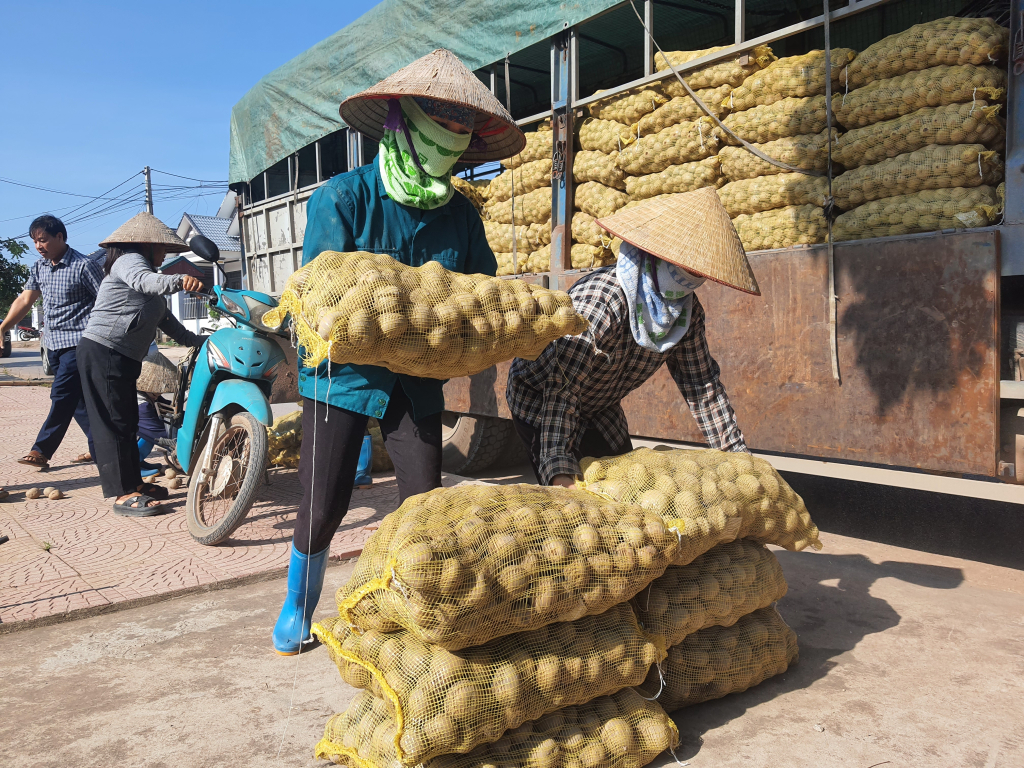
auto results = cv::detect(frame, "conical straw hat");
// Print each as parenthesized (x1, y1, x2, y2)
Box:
(340, 48, 526, 163)
(100, 211, 190, 252)
(596, 188, 760, 295)
(136, 350, 178, 394)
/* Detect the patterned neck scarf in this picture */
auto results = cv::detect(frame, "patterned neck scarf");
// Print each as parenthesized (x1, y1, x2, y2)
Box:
(377, 96, 471, 209)
(615, 242, 706, 353)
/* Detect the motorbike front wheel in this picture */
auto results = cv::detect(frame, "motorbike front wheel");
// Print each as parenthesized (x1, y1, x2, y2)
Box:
(186, 412, 268, 545)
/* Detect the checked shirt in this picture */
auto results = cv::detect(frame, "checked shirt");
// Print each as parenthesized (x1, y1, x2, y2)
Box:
(24, 247, 104, 350)
(506, 268, 746, 484)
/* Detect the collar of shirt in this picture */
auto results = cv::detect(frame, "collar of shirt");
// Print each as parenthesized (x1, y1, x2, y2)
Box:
(43, 244, 73, 270)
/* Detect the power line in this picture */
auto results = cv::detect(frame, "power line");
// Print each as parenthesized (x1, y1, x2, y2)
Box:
(0, 174, 140, 200)
(150, 168, 229, 184)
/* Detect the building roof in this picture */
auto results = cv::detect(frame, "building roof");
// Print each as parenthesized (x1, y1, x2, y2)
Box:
(183, 213, 240, 253)
(160, 256, 206, 279)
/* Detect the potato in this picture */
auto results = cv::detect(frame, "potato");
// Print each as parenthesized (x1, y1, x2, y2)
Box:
(638, 84, 734, 136)
(588, 88, 667, 124)
(718, 129, 837, 182)
(578, 118, 633, 154)
(47, 489, 63, 500)
(574, 182, 629, 220)
(732, 205, 828, 251)
(26, 488, 42, 499)
(502, 129, 554, 170)
(720, 95, 829, 144)
(831, 185, 1002, 241)
(489, 159, 553, 203)
(655, 44, 775, 89)
(716, 172, 829, 218)
(625, 156, 722, 201)
(728, 49, 856, 111)
(617, 116, 718, 176)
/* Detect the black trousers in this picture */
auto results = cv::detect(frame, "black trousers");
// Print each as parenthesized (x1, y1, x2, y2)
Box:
(78, 338, 144, 498)
(511, 414, 632, 485)
(293, 383, 443, 555)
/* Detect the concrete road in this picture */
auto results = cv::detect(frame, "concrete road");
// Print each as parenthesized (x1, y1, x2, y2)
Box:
(0, 343, 47, 382)
(1, 531, 1021, 768)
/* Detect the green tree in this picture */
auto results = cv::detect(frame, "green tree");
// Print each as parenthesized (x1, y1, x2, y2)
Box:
(1, 237, 31, 317)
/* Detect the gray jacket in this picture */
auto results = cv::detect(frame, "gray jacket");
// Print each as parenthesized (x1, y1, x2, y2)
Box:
(82, 252, 203, 361)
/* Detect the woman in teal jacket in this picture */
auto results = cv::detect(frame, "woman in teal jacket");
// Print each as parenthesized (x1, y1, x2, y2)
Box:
(273, 49, 525, 654)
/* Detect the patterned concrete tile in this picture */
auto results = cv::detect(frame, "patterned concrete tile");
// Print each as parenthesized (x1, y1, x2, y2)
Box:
(55, 536, 188, 576)
(81, 555, 232, 602)
(0, 576, 113, 623)
(0, 513, 31, 541)
(0, 539, 79, 588)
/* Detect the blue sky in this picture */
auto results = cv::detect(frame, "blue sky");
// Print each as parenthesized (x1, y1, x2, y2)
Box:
(0, 0, 380, 255)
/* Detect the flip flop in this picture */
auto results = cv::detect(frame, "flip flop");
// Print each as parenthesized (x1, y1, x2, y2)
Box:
(17, 452, 49, 469)
(72, 453, 93, 463)
(113, 495, 164, 517)
(138, 482, 169, 500)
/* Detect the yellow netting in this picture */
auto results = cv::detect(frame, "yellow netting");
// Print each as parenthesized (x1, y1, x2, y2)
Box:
(732, 204, 828, 251)
(502, 130, 554, 169)
(484, 187, 553, 225)
(637, 84, 734, 136)
(572, 211, 613, 249)
(452, 178, 490, 211)
(571, 243, 616, 270)
(616, 116, 719, 176)
(727, 49, 857, 112)
(637, 606, 799, 710)
(574, 150, 627, 190)
(844, 16, 1009, 89)
(578, 118, 634, 154)
(484, 221, 551, 254)
(267, 411, 392, 471)
(264, 252, 587, 377)
(575, 181, 631, 219)
(716, 173, 829, 218)
(316, 687, 679, 768)
(311, 602, 664, 765)
(718, 129, 836, 181)
(579, 447, 822, 564)
(333, 483, 682, 650)
(527, 246, 551, 275)
(488, 159, 553, 203)
(624, 157, 723, 202)
(832, 143, 1003, 209)
(655, 45, 776, 90)
(589, 89, 668, 125)
(633, 539, 788, 649)
(832, 64, 1006, 129)
(719, 95, 829, 145)
(831, 185, 1003, 242)
(832, 101, 1005, 168)
(494, 252, 530, 277)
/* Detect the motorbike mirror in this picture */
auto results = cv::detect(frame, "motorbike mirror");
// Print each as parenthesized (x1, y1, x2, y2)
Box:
(189, 235, 220, 263)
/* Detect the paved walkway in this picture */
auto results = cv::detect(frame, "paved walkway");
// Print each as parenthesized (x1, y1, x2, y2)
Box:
(0, 385, 470, 629)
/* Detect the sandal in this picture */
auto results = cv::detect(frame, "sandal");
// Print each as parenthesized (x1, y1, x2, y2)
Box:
(72, 453, 93, 463)
(113, 495, 164, 517)
(17, 451, 49, 470)
(138, 482, 169, 501)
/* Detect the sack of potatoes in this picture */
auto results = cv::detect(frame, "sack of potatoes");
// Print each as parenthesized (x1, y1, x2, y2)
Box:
(312, 601, 664, 765)
(484, 186, 553, 225)
(832, 143, 1003, 209)
(488, 159, 553, 203)
(831, 185, 1003, 242)
(579, 447, 822, 566)
(720, 95, 829, 145)
(632, 539, 788, 649)
(843, 16, 1009, 89)
(832, 64, 1006, 129)
(571, 244, 616, 270)
(732, 204, 829, 251)
(716, 173, 829, 218)
(267, 409, 302, 468)
(572, 211, 609, 248)
(333, 483, 682, 649)
(452, 177, 490, 211)
(655, 44, 775, 91)
(484, 221, 550, 254)
(494, 252, 530, 277)
(625, 157, 722, 202)
(727, 48, 857, 112)
(589, 88, 667, 125)
(502, 129, 554, 170)
(832, 101, 1005, 169)
(617, 116, 719, 176)
(578, 118, 634, 154)
(638, 84, 734, 136)
(264, 251, 587, 379)
(718, 129, 837, 182)
(527, 245, 551, 274)
(573, 150, 627, 190)
(574, 181, 630, 220)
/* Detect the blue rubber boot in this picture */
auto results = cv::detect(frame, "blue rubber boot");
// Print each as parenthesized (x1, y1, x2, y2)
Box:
(272, 545, 330, 655)
(354, 434, 373, 489)
(138, 438, 161, 478)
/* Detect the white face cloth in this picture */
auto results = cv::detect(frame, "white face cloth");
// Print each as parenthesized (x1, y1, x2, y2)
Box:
(615, 242, 706, 353)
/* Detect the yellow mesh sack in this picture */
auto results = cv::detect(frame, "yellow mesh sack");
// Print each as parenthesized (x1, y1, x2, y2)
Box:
(316, 687, 679, 768)
(484, 221, 550, 254)
(573, 150, 627, 190)
(720, 95, 829, 145)
(452, 178, 490, 211)
(572, 211, 612, 248)
(616, 116, 719, 176)
(831, 185, 1002, 242)
(265, 252, 587, 376)
(578, 118, 634, 154)
(716, 173, 829, 217)
(832, 101, 1005, 168)
(832, 143, 1003, 209)
(727, 49, 856, 112)
(844, 16, 1010, 89)
(633, 539, 788, 649)
(655, 45, 776, 90)
(832, 64, 1006, 129)
(718, 129, 836, 182)
(489, 159, 553, 203)
(637, 85, 734, 136)
(637, 606, 798, 710)
(502, 130, 554, 169)
(494, 252, 530, 277)
(575, 181, 630, 219)
(527, 245, 551, 274)
(579, 447, 822, 564)
(571, 244, 616, 270)
(267, 409, 302, 468)
(484, 186, 552, 225)
(589, 89, 668, 125)
(624, 157, 722, 202)
(733, 205, 828, 251)
(334, 483, 682, 649)
(311, 602, 665, 765)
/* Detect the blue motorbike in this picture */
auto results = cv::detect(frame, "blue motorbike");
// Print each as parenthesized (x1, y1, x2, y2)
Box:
(168, 236, 288, 545)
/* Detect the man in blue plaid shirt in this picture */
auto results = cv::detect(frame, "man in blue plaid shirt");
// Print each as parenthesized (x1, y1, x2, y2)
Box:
(0, 215, 103, 469)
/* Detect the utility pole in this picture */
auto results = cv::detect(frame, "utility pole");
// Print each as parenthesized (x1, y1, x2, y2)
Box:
(144, 166, 154, 214)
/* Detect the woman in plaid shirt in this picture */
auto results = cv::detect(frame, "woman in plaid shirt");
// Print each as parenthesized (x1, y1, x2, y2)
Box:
(507, 189, 758, 488)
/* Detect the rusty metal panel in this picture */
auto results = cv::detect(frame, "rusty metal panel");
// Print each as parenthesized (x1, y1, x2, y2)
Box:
(620, 230, 1000, 476)
(444, 361, 514, 420)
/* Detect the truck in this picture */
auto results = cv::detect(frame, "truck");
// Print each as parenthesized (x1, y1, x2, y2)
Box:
(228, 0, 1024, 565)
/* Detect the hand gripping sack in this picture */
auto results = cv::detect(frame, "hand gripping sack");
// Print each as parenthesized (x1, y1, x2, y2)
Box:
(263, 252, 587, 377)
(311, 602, 664, 765)
(334, 483, 682, 650)
(830, 186, 1003, 241)
(732, 204, 829, 251)
(716, 173, 829, 217)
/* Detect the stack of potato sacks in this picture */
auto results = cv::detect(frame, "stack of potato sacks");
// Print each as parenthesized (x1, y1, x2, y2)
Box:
(310, 446, 820, 768)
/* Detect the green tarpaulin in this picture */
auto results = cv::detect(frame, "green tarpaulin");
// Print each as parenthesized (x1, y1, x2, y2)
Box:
(228, 0, 622, 184)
